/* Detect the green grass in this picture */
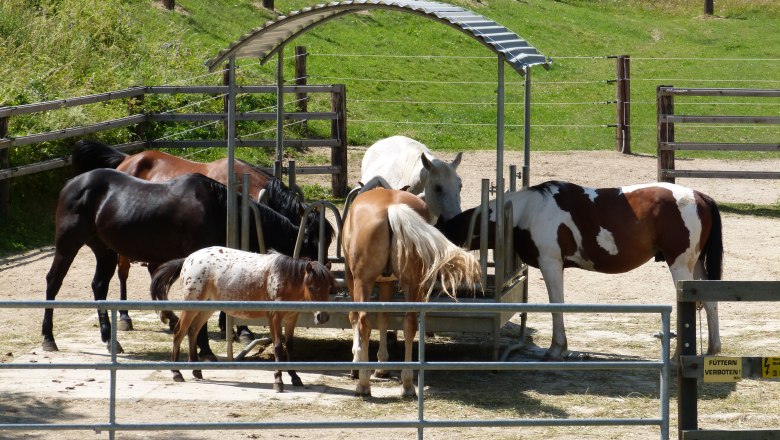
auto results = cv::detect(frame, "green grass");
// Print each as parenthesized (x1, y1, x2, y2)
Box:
(1, 0, 779, 254)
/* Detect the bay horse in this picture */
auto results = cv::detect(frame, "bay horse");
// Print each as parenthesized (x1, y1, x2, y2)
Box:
(70, 140, 334, 335)
(150, 246, 336, 391)
(437, 180, 723, 360)
(342, 188, 481, 397)
(43, 169, 324, 356)
(360, 135, 463, 222)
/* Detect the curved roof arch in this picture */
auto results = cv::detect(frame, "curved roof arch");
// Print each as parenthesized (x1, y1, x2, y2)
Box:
(205, 0, 550, 74)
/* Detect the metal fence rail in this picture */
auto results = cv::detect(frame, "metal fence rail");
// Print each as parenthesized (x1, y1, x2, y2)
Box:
(0, 300, 672, 439)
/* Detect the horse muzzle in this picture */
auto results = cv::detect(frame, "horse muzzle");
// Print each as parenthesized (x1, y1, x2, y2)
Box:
(314, 311, 330, 325)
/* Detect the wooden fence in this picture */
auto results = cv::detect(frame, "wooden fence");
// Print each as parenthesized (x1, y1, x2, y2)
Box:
(657, 86, 780, 183)
(0, 81, 348, 217)
(677, 280, 780, 440)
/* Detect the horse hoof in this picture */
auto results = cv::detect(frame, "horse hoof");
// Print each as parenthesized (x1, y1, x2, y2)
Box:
(402, 388, 417, 399)
(373, 369, 391, 379)
(193, 370, 203, 380)
(105, 341, 125, 354)
(354, 385, 371, 398)
(117, 318, 133, 332)
(273, 383, 284, 393)
(173, 372, 185, 382)
(42, 339, 59, 352)
(198, 351, 219, 363)
(350, 370, 359, 379)
(291, 377, 304, 387)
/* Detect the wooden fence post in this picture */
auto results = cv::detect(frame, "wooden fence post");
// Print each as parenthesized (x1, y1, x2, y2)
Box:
(0, 116, 8, 220)
(295, 46, 308, 132)
(128, 93, 146, 142)
(615, 55, 631, 154)
(331, 84, 347, 197)
(657, 85, 675, 183)
(162, 0, 175, 10)
(263, 0, 274, 10)
(704, 0, 714, 15)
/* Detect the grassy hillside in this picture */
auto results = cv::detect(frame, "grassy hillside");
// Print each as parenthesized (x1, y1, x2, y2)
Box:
(0, 0, 778, 253)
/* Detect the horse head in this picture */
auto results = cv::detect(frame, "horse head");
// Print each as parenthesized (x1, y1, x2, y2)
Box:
(302, 260, 335, 325)
(419, 152, 463, 223)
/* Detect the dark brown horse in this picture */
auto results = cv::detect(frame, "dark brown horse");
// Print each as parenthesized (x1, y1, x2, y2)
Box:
(151, 246, 336, 391)
(342, 188, 480, 397)
(43, 169, 326, 356)
(437, 180, 723, 360)
(70, 140, 334, 337)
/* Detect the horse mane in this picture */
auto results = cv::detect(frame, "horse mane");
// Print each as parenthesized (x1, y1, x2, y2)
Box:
(265, 178, 335, 242)
(235, 158, 275, 179)
(70, 140, 128, 175)
(529, 180, 569, 198)
(272, 252, 335, 298)
(241, 199, 301, 255)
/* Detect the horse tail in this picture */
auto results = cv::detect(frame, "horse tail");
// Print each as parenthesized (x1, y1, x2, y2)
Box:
(700, 194, 723, 281)
(387, 204, 481, 299)
(150, 258, 186, 301)
(70, 140, 127, 175)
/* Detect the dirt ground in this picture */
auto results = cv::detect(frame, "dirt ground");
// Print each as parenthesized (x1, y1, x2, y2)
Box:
(1, 149, 779, 439)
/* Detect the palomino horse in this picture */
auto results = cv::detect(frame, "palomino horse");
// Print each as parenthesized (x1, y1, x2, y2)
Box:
(342, 188, 481, 397)
(150, 246, 335, 391)
(437, 180, 723, 360)
(43, 169, 324, 355)
(360, 135, 463, 222)
(70, 140, 334, 335)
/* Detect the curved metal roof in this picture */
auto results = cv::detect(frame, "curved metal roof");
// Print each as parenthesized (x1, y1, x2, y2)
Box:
(205, 0, 550, 74)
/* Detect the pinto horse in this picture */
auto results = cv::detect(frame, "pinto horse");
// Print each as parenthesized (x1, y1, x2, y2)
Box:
(70, 140, 334, 333)
(437, 180, 723, 360)
(150, 246, 335, 391)
(43, 169, 324, 355)
(342, 188, 481, 397)
(360, 136, 463, 222)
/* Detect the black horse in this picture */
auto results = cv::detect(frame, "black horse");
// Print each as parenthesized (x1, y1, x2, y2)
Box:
(69, 140, 336, 338)
(42, 168, 331, 357)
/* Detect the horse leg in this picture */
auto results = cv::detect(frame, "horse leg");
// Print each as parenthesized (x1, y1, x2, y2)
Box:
(195, 322, 218, 362)
(283, 313, 303, 388)
(116, 255, 133, 331)
(188, 311, 214, 380)
(695, 261, 721, 355)
(348, 274, 374, 397)
(171, 310, 196, 382)
(269, 313, 286, 392)
(401, 310, 419, 399)
(90, 245, 123, 354)
(374, 282, 394, 379)
(43, 249, 79, 351)
(539, 259, 568, 360)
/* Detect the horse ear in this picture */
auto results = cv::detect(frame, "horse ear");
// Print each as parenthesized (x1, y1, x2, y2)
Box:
(325, 261, 332, 270)
(420, 153, 433, 170)
(451, 152, 463, 169)
(305, 261, 314, 273)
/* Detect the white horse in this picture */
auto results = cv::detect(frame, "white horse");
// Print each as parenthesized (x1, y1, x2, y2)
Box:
(360, 135, 463, 222)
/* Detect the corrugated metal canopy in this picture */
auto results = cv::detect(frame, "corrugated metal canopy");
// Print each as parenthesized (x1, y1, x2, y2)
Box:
(205, 0, 550, 74)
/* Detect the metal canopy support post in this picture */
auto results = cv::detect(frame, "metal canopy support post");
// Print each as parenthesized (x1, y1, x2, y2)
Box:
(275, 48, 285, 179)
(226, 56, 238, 249)
(494, 55, 505, 289)
(226, 57, 238, 360)
(523, 66, 531, 188)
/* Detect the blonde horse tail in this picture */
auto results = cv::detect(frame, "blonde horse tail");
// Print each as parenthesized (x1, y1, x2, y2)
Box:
(387, 204, 481, 299)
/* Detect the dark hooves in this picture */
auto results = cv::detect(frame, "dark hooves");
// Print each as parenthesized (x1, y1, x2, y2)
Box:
(173, 371, 185, 382)
(117, 318, 133, 332)
(273, 382, 284, 393)
(291, 377, 304, 387)
(193, 370, 203, 380)
(105, 341, 124, 354)
(42, 339, 59, 352)
(350, 369, 359, 379)
(198, 351, 219, 363)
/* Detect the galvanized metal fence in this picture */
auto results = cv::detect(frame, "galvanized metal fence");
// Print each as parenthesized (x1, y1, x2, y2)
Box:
(0, 299, 671, 439)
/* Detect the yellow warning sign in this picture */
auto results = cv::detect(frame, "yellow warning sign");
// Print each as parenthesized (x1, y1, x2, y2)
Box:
(703, 356, 742, 383)
(762, 357, 780, 379)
